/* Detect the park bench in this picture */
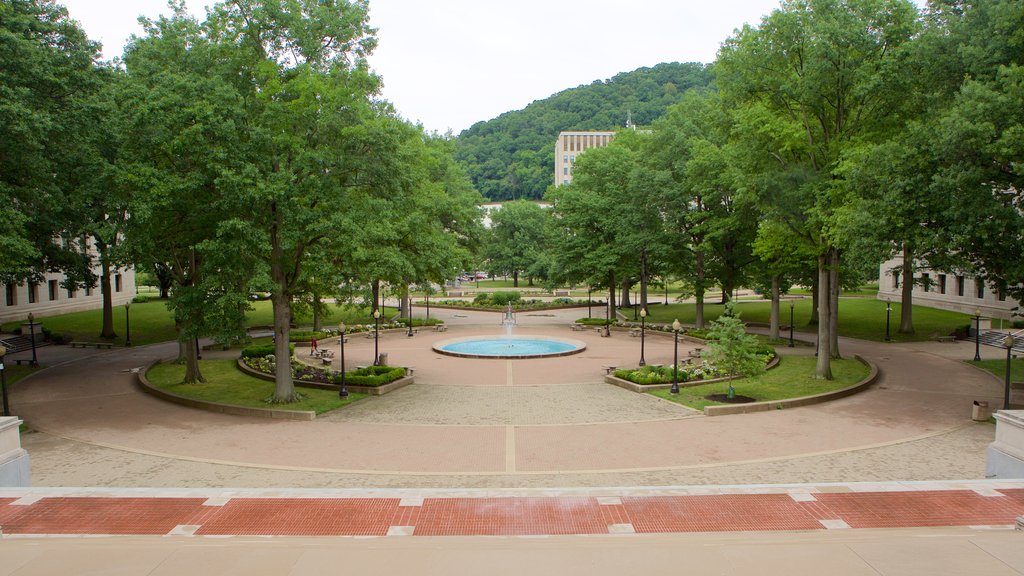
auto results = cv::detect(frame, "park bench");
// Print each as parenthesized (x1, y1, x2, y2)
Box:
(554, 290, 570, 297)
(629, 328, 641, 337)
(688, 347, 703, 358)
(935, 335, 956, 343)
(70, 342, 114, 350)
(603, 365, 617, 375)
(364, 330, 377, 339)
(569, 323, 584, 332)
(433, 325, 448, 333)
(321, 358, 332, 366)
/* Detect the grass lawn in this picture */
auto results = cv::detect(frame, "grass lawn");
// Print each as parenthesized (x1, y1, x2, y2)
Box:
(651, 356, 870, 411)
(2, 300, 400, 347)
(641, 298, 971, 343)
(968, 358, 1024, 383)
(146, 358, 363, 414)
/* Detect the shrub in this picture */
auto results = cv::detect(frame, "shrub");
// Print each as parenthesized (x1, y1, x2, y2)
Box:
(489, 291, 522, 306)
(473, 292, 490, 304)
(241, 343, 295, 358)
(577, 317, 613, 326)
(341, 365, 406, 387)
(396, 317, 443, 327)
(288, 330, 330, 343)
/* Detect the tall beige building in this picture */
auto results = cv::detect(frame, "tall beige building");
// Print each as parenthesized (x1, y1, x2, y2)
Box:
(554, 131, 616, 187)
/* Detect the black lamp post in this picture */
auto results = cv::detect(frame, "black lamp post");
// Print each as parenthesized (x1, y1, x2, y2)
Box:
(1003, 334, 1014, 410)
(605, 298, 610, 337)
(338, 322, 348, 398)
(788, 300, 795, 348)
(974, 309, 982, 362)
(587, 289, 592, 318)
(27, 313, 37, 366)
(425, 293, 430, 321)
(406, 292, 414, 337)
(372, 308, 381, 365)
(0, 346, 9, 416)
(671, 319, 681, 395)
(124, 302, 132, 347)
(885, 300, 892, 342)
(639, 308, 647, 366)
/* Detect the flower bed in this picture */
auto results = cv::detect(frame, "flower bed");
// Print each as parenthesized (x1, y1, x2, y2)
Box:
(241, 354, 406, 387)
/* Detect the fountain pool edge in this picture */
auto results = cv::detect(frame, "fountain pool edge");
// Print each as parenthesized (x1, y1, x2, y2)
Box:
(432, 335, 587, 360)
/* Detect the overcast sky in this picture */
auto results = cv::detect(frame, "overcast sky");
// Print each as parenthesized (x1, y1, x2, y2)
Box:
(61, 0, 804, 134)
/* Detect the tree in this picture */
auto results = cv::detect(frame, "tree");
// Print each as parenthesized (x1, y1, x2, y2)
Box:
(484, 201, 550, 287)
(703, 303, 766, 398)
(717, 0, 920, 378)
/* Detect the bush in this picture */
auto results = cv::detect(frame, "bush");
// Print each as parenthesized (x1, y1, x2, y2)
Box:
(396, 317, 443, 327)
(341, 365, 406, 387)
(473, 292, 490, 304)
(288, 330, 330, 343)
(577, 317, 613, 326)
(489, 291, 522, 306)
(241, 343, 294, 358)
(132, 293, 161, 303)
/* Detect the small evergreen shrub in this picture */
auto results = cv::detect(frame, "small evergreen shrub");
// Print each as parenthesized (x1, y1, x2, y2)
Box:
(341, 365, 407, 387)
(489, 291, 522, 306)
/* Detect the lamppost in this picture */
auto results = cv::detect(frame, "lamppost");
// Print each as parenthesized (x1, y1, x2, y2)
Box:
(0, 346, 9, 416)
(788, 300, 795, 348)
(1003, 334, 1014, 410)
(425, 293, 430, 321)
(406, 293, 414, 337)
(338, 322, 348, 398)
(124, 302, 132, 347)
(587, 289, 592, 318)
(671, 319, 681, 395)
(974, 308, 982, 362)
(885, 300, 892, 342)
(27, 313, 37, 366)
(639, 308, 647, 366)
(372, 308, 381, 365)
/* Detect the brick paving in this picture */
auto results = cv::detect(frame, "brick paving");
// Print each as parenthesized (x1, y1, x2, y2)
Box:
(2, 482, 1022, 537)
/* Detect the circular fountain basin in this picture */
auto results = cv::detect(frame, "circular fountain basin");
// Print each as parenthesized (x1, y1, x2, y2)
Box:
(433, 335, 587, 359)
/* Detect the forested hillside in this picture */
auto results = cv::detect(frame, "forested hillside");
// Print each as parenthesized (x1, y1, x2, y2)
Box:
(454, 62, 713, 201)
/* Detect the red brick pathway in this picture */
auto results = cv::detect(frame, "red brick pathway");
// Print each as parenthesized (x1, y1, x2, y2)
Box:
(2, 484, 1022, 537)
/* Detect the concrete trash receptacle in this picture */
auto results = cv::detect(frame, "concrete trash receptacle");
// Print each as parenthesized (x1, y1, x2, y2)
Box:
(378, 352, 388, 366)
(972, 400, 990, 421)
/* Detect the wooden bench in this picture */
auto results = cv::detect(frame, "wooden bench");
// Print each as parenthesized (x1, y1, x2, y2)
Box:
(70, 342, 114, 349)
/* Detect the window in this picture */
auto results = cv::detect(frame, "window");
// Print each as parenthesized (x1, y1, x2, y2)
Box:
(570, 155, 575, 163)
(5, 283, 15, 306)
(563, 167, 569, 175)
(48, 280, 58, 301)
(998, 286, 1007, 301)
(976, 280, 984, 299)
(115, 274, 123, 293)
(921, 273, 930, 292)
(892, 271, 899, 289)
(938, 274, 947, 295)
(562, 179, 569, 185)
(956, 276, 965, 297)
(67, 287, 75, 299)
(28, 282, 38, 304)
(85, 285, 92, 296)
(563, 155, 568, 164)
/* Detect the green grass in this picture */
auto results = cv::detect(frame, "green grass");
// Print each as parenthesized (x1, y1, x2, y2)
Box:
(641, 298, 971, 343)
(146, 358, 363, 414)
(651, 356, 870, 411)
(968, 358, 1024, 383)
(1, 300, 400, 347)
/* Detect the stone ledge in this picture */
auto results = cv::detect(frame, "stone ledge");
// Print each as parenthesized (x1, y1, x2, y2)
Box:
(137, 360, 315, 421)
(703, 355, 878, 416)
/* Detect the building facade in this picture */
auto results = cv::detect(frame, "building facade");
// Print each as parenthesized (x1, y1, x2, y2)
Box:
(554, 131, 616, 187)
(877, 256, 1020, 320)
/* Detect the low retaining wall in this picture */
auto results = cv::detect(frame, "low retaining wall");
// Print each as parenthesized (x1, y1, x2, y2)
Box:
(137, 360, 315, 421)
(236, 358, 414, 396)
(605, 355, 781, 393)
(703, 355, 877, 416)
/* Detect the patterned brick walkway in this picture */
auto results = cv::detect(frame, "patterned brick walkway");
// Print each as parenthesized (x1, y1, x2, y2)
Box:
(3, 482, 1022, 537)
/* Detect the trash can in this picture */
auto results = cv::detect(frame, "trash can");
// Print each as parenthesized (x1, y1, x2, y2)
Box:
(972, 400, 990, 421)
(377, 352, 388, 366)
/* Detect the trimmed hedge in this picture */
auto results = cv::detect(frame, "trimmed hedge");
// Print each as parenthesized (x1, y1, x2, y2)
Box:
(288, 330, 330, 343)
(576, 318, 613, 326)
(396, 318, 444, 327)
(344, 365, 406, 387)
(241, 343, 295, 358)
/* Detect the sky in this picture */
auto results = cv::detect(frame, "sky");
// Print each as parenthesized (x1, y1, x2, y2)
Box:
(61, 0, 791, 134)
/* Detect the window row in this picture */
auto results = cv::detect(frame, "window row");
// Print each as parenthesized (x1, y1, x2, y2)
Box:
(890, 272, 1008, 301)
(3, 275, 122, 306)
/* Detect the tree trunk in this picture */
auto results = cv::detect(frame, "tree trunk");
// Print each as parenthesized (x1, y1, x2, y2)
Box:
(815, 251, 833, 380)
(770, 275, 780, 341)
(695, 250, 706, 329)
(513, 270, 519, 288)
(620, 280, 632, 308)
(312, 290, 321, 333)
(809, 275, 819, 325)
(639, 249, 648, 311)
(99, 251, 116, 339)
(270, 290, 298, 402)
(899, 244, 915, 334)
(607, 270, 616, 322)
(175, 320, 205, 383)
(829, 249, 840, 359)
(372, 280, 380, 312)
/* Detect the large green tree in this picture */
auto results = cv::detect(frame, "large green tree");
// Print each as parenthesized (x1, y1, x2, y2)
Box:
(484, 200, 549, 287)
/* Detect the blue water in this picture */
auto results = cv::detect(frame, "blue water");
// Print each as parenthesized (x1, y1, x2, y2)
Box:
(440, 338, 578, 357)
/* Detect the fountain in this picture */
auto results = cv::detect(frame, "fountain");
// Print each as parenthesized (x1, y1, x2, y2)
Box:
(433, 303, 586, 359)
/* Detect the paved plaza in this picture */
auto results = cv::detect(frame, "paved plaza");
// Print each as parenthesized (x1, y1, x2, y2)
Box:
(2, 305, 1022, 574)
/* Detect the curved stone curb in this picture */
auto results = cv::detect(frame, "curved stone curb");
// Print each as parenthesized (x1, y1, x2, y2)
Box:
(237, 358, 414, 396)
(604, 355, 782, 393)
(703, 354, 878, 416)
(137, 359, 315, 421)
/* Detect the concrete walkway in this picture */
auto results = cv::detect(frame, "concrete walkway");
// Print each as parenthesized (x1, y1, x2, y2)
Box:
(6, 306, 1009, 487)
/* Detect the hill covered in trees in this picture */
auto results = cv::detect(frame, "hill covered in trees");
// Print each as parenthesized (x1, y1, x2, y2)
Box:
(454, 62, 713, 201)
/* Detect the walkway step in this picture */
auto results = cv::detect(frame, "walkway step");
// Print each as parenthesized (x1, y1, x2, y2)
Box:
(2, 482, 1022, 537)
